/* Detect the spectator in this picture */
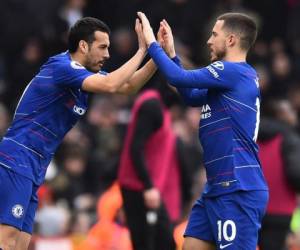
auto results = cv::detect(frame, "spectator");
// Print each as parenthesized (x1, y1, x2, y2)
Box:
(118, 86, 181, 250)
(258, 99, 300, 250)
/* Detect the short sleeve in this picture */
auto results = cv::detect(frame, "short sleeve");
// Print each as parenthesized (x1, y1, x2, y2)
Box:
(53, 60, 94, 89)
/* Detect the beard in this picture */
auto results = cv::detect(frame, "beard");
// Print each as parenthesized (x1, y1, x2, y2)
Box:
(84, 52, 104, 73)
(210, 44, 227, 62)
(85, 60, 101, 73)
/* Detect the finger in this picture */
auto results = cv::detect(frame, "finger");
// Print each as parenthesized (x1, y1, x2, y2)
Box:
(136, 19, 142, 31)
(157, 33, 164, 43)
(157, 25, 164, 34)
(163, 19, 171, 29)
(159, 22, 167, 33)
(163, 19, 172, 32)
(136, 20, 143, 35)
(137, 12, 146, 22)
(137, 11, 150, 26)
(160, 21, 169, 33)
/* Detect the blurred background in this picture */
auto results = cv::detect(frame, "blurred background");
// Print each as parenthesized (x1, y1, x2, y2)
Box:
(1, 0, 300, 249)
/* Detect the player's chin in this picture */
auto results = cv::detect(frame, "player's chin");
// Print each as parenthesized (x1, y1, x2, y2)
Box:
(90, 65, 101, 73)
(210, 55, 217, 62)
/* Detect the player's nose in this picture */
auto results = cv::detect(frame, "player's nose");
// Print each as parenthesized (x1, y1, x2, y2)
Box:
(104, 49, 110, 59)
(207, 37, 212, 46)
(206, 38, 212, 46)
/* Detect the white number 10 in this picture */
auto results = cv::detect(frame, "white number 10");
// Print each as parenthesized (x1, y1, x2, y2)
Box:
(217, 220, 237, 242)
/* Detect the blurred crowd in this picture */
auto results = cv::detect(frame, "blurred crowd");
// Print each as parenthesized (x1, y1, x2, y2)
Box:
(1, 0, 300, 249)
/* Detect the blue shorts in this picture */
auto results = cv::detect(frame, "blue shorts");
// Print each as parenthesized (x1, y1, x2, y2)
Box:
(184, 190, 268, 250)
(0, 166, 38, 234)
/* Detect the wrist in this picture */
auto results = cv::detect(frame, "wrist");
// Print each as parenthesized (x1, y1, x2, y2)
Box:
(147, 41, 157, 50)
(168, 51, 176, 58)
(146, 36, 156, 48)
(137, 48, 147, 56)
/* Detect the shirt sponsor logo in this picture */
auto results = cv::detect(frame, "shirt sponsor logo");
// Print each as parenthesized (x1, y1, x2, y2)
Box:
(206, 65, 219, 78)
(201, 104, 211, 119)
(211, 61, 224, 70)
(12, 204, 24, 219)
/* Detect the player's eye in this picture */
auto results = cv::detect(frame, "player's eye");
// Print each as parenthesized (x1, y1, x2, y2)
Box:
(99, 45, 108, 49)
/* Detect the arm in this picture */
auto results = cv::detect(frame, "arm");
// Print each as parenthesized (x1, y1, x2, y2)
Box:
(82, 18, 148, 94)
(148, 42, 231, 89)
(82, 49, 146, 93)
(159, 20, 208, 106)
(116, 59, 157, 95)
(130, 99, 163, 209)
(138, 12, 233, 90)
(130, 99, 163, 189)
(115, 21, 176, 95)
(172, 56, 208, 106)
(177, 88, 208, 107)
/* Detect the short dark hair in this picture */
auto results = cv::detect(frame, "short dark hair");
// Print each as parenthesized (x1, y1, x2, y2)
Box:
(217, 12, 257, 51)
(68, 17, 111, 53)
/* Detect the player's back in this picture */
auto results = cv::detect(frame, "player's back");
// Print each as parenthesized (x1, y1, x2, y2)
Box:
(0, 51, 93, 185)
(199, 61, 268, 196)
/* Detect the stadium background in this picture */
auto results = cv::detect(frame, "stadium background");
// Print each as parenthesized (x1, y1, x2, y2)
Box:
(1, 0, 300, 249)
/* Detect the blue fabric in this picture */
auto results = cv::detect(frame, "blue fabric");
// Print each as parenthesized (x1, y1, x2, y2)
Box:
(184, 190, 269, 249)
(0, 51, 100, 185)
(0, 166, 38, 234)
(148, 42, 268, 197)
(171, 55, 208, 107)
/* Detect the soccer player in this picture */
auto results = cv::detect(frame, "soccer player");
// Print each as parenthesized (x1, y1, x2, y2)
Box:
(137, 12, 269, 250)
(0, 17, 158, 250)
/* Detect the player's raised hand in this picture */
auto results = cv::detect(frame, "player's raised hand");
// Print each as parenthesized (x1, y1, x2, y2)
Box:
(135, 18, 147, 53)
(159, 19, 176, 58)
(137, 12, 156, 46)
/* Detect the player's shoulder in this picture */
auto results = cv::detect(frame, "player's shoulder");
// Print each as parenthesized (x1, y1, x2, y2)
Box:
(40, 51, 70, 70)
(209, 61, 247, 72)
(46, 51, 70, 65)
(205, 61, 234, 80)
(209, 61, 257, 77)
(225, 61, 257, 76)
(46, 51, 92, 75)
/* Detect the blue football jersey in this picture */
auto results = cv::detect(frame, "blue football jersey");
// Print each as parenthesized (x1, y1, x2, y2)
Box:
(0, 51, 99, 185)
(148, 42, 268, 197)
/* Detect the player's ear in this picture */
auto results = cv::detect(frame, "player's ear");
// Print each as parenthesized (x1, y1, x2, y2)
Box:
(78, 40, 89, 54)
(227, 34, 236, 48)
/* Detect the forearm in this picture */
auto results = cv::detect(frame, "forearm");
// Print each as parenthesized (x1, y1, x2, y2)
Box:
(148, 42, 226, 89)
(82, 49, 146, 93)
(116, 59, 157, 95)
(148, 42, 190, 87)
(177, 87, 208, 107)
(170, 56, 208, 106)
(131, 146, 153, 189)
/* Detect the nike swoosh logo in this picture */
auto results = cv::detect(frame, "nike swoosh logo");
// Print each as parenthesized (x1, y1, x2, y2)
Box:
(220, 243, 233, 249)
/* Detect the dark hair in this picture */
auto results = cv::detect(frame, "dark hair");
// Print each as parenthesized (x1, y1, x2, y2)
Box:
(217, 12, 257, 51)
(68, 17, 111, 53)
